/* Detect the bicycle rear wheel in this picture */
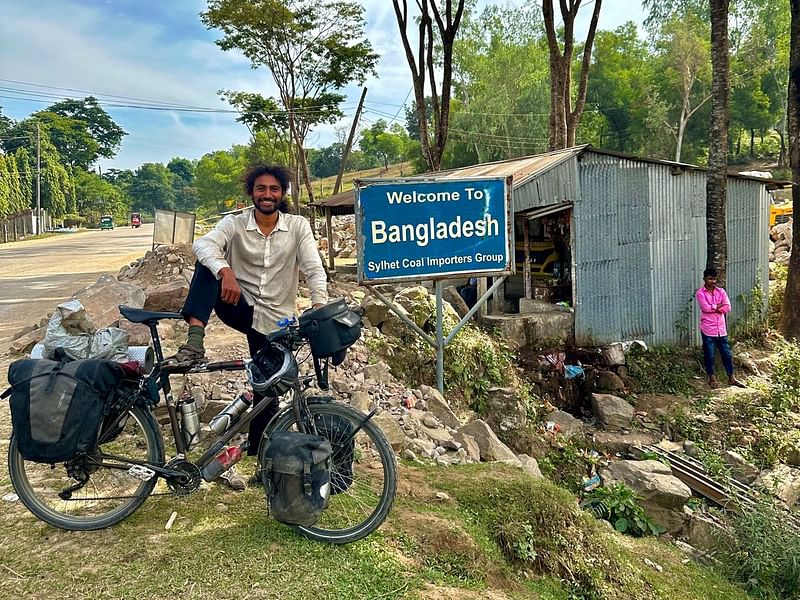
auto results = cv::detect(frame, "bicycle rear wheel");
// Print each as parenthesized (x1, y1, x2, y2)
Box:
(264, 400, 397, 544)
(8, 404, 164, 531)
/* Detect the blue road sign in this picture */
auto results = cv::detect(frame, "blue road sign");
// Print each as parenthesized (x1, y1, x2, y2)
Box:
(356, 177, 512, 283)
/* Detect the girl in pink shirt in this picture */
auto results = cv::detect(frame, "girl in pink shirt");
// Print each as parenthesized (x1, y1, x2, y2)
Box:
(695, 268, 746, 389)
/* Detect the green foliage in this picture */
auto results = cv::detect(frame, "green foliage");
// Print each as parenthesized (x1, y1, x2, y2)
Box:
(730, 277, 768, 344)
(626, 344, 695, 395)
(358, 119, 409, 170)
(61, 213, 85, 228)
(127, 163, 176, 216)
(193, 147, 250, 216)
(581, 483, 664, 537)
(436, 468, 654, 598)
(73, 168, 129, 224)
(769, 339, 800, 412)
(717, 499, 800, 599)
(768, 264, 788, 329)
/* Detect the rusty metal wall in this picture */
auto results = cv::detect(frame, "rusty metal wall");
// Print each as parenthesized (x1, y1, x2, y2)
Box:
(573, 151, 768, 346)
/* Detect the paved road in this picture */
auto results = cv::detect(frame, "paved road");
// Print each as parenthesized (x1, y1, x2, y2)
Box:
(0, 224, 155, 347)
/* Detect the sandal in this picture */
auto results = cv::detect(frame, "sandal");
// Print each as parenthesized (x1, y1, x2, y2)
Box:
(162, 343, 206, 367)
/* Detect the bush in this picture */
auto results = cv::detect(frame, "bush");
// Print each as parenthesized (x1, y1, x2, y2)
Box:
(768, 264, 787, 329)
(581, 483, 664, 537)
(769, 339, 800, 412)
(627, 345, 695, 395)
(717, 499, 800, 598)
(61, 213, 86, 228)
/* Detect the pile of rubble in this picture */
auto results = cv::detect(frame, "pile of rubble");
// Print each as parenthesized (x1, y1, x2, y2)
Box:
(770, 219, 793, 265)
(317, 215, 357, 259)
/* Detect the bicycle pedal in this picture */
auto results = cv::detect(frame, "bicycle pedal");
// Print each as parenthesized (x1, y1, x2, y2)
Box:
(127, 465, 156, 481)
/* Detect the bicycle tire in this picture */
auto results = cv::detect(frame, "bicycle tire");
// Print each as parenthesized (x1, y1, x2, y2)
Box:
(8, 404, 164, 531)
(264, 400, 397, 544)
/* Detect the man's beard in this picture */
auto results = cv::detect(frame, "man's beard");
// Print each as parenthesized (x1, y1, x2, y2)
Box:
(253, 197, 285, 215)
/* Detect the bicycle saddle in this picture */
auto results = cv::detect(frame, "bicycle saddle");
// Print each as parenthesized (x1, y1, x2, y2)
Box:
(119, 305, 183, 324)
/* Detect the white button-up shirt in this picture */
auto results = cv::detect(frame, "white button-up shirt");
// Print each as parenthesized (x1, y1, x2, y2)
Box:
(193, 208, 328, 334)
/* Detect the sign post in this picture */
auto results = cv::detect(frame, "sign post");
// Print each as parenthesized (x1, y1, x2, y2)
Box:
(355, 176, 513, 392)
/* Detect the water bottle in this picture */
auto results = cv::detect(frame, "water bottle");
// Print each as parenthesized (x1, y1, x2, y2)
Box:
(208, 391, 253, 435)
(200, 444, 244, 482)
(179, 398, 201, 448)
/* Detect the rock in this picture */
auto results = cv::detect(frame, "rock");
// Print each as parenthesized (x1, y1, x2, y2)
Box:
(143, 280, 189, 312)
(9, 327, 45, 354)
(683, 440, 700, 457)
(721, 450, 759, 484)
(409, 437, 437, 458)
(684, 513, 726, 552)
(596, 370, 625, 392)
(484, 387, 528, 432)
(592, 430, 661, 455)
(755, 465, 800, 506)
(394, 285, 459, 327)
(786, 447, 800, 467)
(591, 393, 634, 430)
(401, 448, 418, 462)
(458, 419, 517, 462)
(453, 432, 481, 462)
(118, 319, 152, 346)
(361, 296, 390, 328)
(543, 410, 584, 439)
(422, 413, 439, 428)
(600, 460, 692, 533)
(373, 412, 407, 451)
(350, 390, 372, 413)
(418, 423, 460, 450)
(72, 273, 146, 328)
(517, 454, 543, 479)
(380, 304, 412, 338)
(419, 384, 461, 429)
(362, 362, 393, 385)
(442, 285, 470, 318)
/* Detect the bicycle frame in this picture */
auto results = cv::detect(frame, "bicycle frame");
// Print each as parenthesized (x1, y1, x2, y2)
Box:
(116, 312, 321, 482)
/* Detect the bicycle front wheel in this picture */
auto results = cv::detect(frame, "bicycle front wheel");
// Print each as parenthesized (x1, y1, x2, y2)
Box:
(8, 404, 164, 531)
(265, 400, 397, 544)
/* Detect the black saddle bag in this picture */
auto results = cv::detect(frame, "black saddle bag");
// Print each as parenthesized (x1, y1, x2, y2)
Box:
(3, 358, 125, 463)
(261, 431, 332, 527)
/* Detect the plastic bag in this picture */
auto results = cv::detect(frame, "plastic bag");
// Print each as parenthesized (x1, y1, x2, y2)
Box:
(42, 300, 129, 361)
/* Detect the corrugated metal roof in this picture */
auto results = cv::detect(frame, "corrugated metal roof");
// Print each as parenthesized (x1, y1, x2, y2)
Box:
(311, 147, 584, 212)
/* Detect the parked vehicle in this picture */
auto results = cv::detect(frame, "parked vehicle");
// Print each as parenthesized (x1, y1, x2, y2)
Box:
(99, 215, 114, 230)
(130, 213, 142, 228)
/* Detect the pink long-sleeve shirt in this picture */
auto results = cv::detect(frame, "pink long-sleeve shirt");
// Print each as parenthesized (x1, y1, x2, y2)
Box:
(695, 285, 731, 337)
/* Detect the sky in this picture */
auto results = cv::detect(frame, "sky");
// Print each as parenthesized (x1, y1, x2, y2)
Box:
(0, 0, 645, 172)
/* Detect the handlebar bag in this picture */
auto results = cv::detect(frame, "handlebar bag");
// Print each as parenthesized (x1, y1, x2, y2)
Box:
(261, 431, 332, 527)
(298, 298, 362, 363)
(2, 358, 125, 463)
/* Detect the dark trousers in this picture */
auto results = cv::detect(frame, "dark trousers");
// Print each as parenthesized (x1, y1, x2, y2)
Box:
(182, 262, 278, 455)
(701, 333, 734, 377)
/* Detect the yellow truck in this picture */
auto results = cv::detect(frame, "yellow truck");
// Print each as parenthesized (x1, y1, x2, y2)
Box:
(770, 189, 793, 228)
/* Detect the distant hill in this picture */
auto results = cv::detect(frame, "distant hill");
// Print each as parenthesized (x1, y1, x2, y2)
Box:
(308, 162, 415, 201)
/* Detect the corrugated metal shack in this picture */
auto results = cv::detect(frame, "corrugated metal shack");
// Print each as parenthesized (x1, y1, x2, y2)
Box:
(314, 146, 772, 346)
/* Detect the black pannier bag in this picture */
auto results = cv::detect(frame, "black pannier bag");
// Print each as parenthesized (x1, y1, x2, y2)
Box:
(298, 299, 362, 365)
(3, 358, 125, 463)
(314, 412, 355, 495)
(261, 431, 332, 527)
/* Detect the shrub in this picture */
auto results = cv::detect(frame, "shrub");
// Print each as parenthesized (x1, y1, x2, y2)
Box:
(581, 483, 664, 537)
(717, 499, 800, 598)
(626, 345, 695, 395)
(768, 264, 787, 329)
(61, 213, 86, 228)
(769, 339, 800, 412)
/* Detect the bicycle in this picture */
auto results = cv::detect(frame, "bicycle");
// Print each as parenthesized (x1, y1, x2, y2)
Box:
(7, 304, 397, 545)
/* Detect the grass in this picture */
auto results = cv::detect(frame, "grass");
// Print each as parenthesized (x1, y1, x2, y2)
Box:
(0, 459, 754, 599)
(308, 162, 415, 201)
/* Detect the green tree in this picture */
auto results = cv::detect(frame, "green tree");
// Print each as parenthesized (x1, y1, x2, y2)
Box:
(46, 96, 126, 163)
(451, 2, 550, 163)
(202, 0, 378, 207)
(15, 148, 34, 213)
(127, 163, 176, 216)
(73, 169, 129, 225)
(587, 23, 652, 153)
(167, 157, 199, 212)
(194, 147, 250, 215)
(359, 120, 409, 170)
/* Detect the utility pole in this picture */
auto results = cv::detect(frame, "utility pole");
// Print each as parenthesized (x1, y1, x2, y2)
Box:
(333, 87, 368, 196)
(36, 122, 41, 235)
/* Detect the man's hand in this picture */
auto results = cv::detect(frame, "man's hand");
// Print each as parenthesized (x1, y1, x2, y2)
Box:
(219, 268, 241, 304)
(312, 303, 324, 309)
